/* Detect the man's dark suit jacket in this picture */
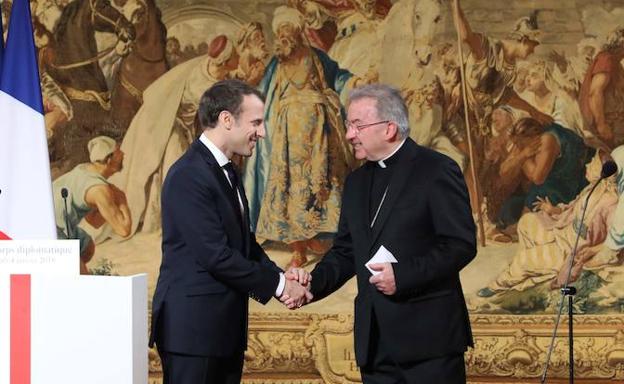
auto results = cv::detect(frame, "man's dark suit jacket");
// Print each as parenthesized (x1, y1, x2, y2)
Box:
(310, 138, 476, 366)
(149, 139, 281, 357)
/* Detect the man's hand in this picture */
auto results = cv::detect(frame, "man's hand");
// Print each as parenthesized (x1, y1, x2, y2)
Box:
(532, 196, 560, 215)
(553, 247, 598, 288)
(285, 267, 311, 287)
(368, 263, 396, 295)
(280, 279, 313, 310)
(508, 137, 540, 162)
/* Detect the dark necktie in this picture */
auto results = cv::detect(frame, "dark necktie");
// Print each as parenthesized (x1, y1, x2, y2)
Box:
(223, 162, 239, 192)
(223, 162, 243, 226)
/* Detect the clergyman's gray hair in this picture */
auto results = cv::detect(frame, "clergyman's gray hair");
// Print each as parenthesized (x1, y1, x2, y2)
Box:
(348, 84, 410, 139)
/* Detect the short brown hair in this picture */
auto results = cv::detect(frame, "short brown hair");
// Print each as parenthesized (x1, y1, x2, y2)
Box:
(197, 79, 265, 129)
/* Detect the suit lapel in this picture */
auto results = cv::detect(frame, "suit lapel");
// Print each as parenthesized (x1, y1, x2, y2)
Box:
(368, 140, 420, 251)
(192, 141, 246, 248)
(361, 165, 373, 231)
(239, 182, 251, 256)
(193, 141, 235, 201)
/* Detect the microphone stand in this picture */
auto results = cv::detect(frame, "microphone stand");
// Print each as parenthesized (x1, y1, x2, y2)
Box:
(61, 188, 72, 238)
(540, 177, 606, 384)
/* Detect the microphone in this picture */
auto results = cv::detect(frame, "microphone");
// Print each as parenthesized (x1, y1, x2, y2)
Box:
(61, 188, 72, 238)
(601, 160, 617, 179)
(541, 158, 618, 383)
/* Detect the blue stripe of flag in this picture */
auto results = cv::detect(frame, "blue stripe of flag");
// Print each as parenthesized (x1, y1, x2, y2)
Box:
(0, 0, 43, 114)
(0, 7, 4, 79)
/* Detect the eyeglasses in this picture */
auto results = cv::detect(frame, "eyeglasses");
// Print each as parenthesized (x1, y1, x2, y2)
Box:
(344, 120, 390, 132)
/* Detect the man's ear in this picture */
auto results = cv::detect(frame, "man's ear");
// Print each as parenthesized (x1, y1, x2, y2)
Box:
(219, 110, 233, 129)
(385, 121, 400, 141)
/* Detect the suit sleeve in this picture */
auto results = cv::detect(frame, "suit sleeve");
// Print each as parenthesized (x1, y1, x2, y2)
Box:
(165, 166, 279, 304)
(309, 174, 356, 300)
(250, 232, 283, 275)
(393, 159, 477, 295)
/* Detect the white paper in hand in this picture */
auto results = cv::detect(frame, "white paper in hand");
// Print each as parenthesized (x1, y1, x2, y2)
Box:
(365, 245, 398, 275)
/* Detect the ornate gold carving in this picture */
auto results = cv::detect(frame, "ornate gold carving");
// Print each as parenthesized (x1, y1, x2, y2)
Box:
(244, 313, 317, 375)
(147, 313, 624, 383)
(245, 330, 316, 373)
(467, 314, 624, 381)
(304, 314, 361, 383)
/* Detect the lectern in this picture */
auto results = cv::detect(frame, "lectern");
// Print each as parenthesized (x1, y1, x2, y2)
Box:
(0, 240, 147, 384)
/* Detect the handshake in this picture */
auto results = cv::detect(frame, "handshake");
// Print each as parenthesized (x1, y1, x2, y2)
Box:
(279, 267, 313, 310)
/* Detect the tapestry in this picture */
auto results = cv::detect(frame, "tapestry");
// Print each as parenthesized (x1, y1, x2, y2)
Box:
(4, 0, 624, 381)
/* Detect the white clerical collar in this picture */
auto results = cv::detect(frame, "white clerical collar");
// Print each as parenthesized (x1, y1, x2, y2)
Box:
(377, 139, 407, 169)
(200, 134, 229, 167)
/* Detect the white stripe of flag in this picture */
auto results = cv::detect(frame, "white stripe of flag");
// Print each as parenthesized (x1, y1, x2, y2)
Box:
(0, 0, 56, 240)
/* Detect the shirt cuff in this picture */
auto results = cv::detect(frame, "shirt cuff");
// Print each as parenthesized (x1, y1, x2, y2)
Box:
(275, 272, 286, 297)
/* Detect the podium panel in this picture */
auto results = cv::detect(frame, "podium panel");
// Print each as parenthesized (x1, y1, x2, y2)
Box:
(0, 241, 147, 384)
(30, 274, 147, 384)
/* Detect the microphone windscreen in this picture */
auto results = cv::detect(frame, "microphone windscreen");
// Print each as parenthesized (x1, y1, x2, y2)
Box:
(61, 188, 68, 198)
(601, 160, 618, 179)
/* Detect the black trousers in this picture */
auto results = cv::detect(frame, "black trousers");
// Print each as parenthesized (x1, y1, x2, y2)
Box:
(158, 348, 244, 384)
(360, 311, 466, 384)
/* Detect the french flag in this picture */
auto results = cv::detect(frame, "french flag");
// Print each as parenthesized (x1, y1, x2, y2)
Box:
(0, 1, 56, 384)
(0, 0, 7, 242)
(0, 0, 56, 240)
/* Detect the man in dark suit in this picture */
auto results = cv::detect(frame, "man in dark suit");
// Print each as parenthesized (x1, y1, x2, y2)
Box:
(149, 79, 312, 384)
(306, 84, 477, 383)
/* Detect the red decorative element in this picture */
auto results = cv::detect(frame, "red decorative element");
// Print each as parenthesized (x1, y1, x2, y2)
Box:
(11, 275, 31, 384)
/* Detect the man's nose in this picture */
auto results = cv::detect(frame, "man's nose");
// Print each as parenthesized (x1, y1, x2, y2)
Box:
(345, 124, 356, 140)
(257, 124, 266, 138)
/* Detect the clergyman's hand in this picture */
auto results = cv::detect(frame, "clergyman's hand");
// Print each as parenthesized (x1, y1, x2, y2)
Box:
(280, 279, 313, 310)
(285, 267, 311, 287)
(368, 263, 396, 295)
